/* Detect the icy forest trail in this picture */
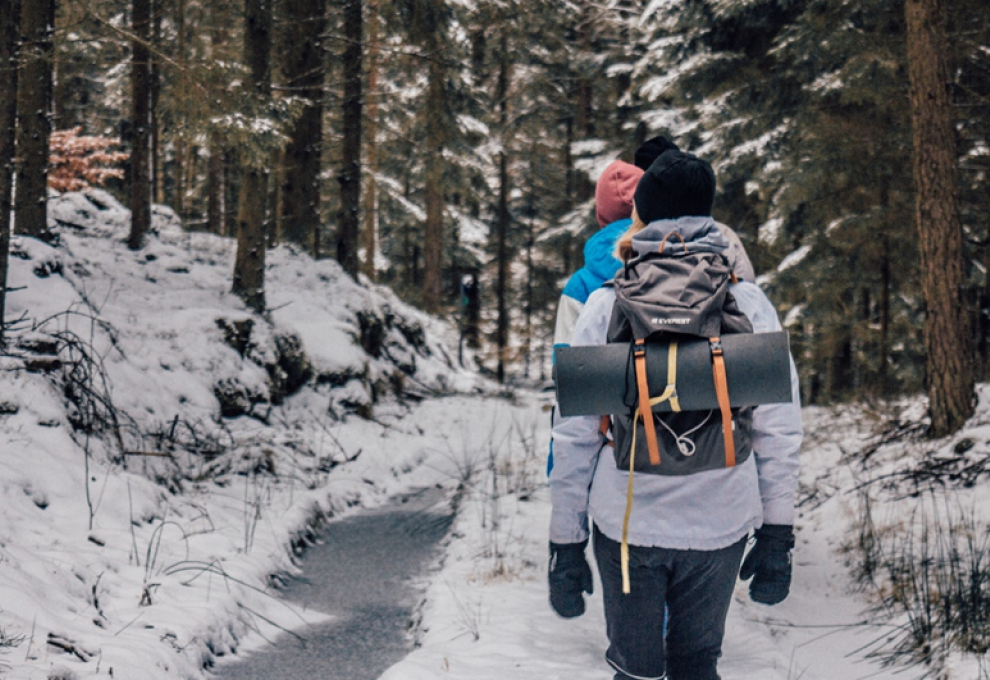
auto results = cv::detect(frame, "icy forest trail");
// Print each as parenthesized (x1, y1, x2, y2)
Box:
(211, 487, 454, 680)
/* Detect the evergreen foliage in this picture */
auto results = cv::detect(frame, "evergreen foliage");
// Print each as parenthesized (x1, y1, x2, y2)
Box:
(3, 0, 987, 404)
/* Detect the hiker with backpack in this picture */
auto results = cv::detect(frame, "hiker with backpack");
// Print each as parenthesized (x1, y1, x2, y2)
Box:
(548, 137, 756, 478)
(553, 138, 755, 361)
(548, 150, 803, 680)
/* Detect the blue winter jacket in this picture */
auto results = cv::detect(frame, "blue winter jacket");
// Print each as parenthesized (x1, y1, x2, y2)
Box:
(552, 219, 629, 358)
(549, 219, 628, 476)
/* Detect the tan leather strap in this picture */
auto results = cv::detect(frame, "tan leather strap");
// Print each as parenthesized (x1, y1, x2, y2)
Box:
(633, 339, 661, 467)
(657, 231, 687, 255)
(622, 340, 682, 594)
(709, 338, 735, 467)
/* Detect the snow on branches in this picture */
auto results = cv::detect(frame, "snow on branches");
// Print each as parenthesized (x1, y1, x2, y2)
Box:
(48, 128, 129, 192)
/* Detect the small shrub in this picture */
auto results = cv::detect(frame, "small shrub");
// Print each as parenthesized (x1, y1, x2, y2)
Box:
(48, 127, 128, 192)
(854, 489, 990, 669)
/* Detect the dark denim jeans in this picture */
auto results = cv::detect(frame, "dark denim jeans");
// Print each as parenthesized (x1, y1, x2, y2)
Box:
(593, 525, 746, 680)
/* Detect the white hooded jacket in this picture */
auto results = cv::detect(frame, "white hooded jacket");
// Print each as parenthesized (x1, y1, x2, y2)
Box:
(549, 218, 803, 551)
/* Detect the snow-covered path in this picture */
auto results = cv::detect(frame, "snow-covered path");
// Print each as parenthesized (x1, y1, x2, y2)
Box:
(377, 396, 927, 680)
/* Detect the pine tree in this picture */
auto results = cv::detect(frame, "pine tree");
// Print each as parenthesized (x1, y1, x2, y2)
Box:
(279, 0, 327, 255)
(493, 25, 510, 382)
(337, 0, 363, 278)
(950, 0, 990, 380)
(128, 0, 153, 250)
(906, 0, 974, 436)
(0, 0, 18, 348)
(361, 0, 381, 281)
(15, 0, 55, 242)
(232, 0, 273, 313)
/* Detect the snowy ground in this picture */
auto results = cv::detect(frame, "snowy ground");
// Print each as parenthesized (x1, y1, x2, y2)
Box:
(0, 190, 499, 680)
(376, 397, 979, 680)
(1, 190, 986, 680)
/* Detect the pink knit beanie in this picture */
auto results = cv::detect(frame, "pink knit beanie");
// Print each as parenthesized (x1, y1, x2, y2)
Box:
(595, 160, 644, 228)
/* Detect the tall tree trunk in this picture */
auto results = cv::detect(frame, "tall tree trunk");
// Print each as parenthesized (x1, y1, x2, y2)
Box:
(879, 241, 892, 392)
(337, 0, 362, 278)
(174, 0, 186, 221)
(151, 0, 163, 205)
(421, 34, 446, 312)
(232, 0, 272, 313)
(523, 210, 534, 379)
(204, 6, 229, 235)
(15, 0, 54, 241)
(563, 115, 574, 213)
(207, 132, 224, 234)
(128, 0, 153, 250)
(0, 0, 19, 348)
(494, 29, 510, 383)
(360, 0, 380, 281)
(878, 180, 892, 394)
(982, 241, 990, 380)
(280, 0, 327, 256)
(905, 0, 974, 437)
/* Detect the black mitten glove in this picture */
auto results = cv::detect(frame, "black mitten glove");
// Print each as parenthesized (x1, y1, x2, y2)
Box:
(549, 540, 594, 618)
(739, 524, 795, 605)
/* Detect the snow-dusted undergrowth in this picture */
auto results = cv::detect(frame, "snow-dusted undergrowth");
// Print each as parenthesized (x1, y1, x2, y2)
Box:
(380, 392, 990, 680)
(0, 190, 505, 680)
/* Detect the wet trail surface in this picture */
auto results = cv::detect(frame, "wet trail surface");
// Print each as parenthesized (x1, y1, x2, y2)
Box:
(212, 487, 454, 680)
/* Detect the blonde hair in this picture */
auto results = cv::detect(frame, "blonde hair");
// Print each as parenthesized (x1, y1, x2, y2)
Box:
(615, 206, 648, 263)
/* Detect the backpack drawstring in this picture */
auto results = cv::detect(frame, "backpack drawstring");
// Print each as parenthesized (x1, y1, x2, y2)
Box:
(621, 340, 680, 594)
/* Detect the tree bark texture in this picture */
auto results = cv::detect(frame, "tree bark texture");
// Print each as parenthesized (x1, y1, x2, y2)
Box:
(494, 29, 510, 383)
(128, 0, 153, 250)
(336, 0, 362, 279)
(151, 0, 163, 205)
(905, 0, 974, 436)
(0, 0, 19, 347)
(360, 0, 380, 281)
(15, 0, 54, 241)
(232, 0, 272, 313)
(279, 0, 327, 256)
(207, 131, 224, 234)
(173, 0, 186, 220)
(421, 33, 446, 313)
(206, 6, 230, 235)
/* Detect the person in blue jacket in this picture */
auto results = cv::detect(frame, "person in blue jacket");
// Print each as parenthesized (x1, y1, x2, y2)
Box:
(549, 138, 754, 476)
(552, 158, 645, 357)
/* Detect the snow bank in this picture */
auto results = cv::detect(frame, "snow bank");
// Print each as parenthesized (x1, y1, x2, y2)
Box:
(0, 190, 488, 679)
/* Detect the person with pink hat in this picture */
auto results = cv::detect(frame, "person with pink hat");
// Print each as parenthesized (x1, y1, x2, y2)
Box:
(552, 158, 646, 359)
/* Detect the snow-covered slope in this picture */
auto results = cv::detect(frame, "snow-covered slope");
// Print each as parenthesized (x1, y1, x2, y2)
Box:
(0, 190, 493, 680)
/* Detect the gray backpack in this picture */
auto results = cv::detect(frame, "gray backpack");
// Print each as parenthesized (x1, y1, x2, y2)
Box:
(604, 233, 754, 476)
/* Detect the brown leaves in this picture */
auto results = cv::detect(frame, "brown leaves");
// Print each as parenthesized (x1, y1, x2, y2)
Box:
(48, 127, 129, 192)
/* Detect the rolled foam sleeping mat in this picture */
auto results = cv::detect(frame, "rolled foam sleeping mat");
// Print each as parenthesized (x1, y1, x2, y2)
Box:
(554, 331, 792, 417)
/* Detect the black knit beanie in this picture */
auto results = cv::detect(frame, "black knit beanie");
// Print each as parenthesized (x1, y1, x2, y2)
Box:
(633, 150, 716, 223)
(633, 136, 680, 171)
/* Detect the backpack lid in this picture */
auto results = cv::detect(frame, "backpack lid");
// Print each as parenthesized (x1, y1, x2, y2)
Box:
(613, 216, 750, 341)
(629, 216, 729, 259)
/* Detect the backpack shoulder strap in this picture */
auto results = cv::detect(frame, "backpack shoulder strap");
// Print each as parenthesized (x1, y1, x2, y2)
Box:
(709, 337, 736, 467)
(633, 339, 661, 467)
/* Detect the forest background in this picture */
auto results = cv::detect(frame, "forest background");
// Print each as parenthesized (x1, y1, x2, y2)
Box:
(1, 0, 988, 435)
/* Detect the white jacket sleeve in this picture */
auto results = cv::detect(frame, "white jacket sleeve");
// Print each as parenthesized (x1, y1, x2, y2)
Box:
(553, 295, 584, 350)
(548, 288, 614, 544)
(732, 283, 803, 526)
